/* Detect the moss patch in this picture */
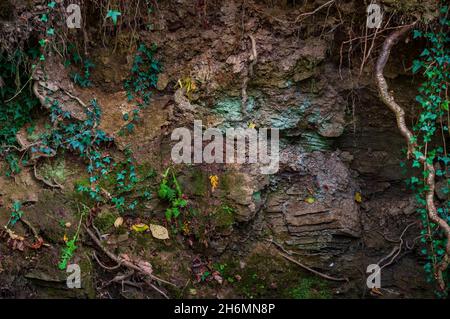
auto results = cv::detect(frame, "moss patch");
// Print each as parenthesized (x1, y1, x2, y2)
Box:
(39, 157, 67, 185)
(289, 277, 332, 299)
(221, 247, 332, 299)
(211, 204, 235, 231)
(94, 209, 119, 233)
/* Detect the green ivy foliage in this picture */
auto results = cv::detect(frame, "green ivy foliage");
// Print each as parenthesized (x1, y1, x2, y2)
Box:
(122, 43, 160, 133)
(0, 50, 40, 175)
(407, 4, 450, 295)
(1, 1, 163, 270)
(65, 43, 94, 88)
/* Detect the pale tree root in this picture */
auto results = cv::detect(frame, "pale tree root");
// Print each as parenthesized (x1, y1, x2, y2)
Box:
(266, 239, 349, 282)
(84, 225, 176, 298)
(375, 23, 450, 291)
(241, 34, 257, 118)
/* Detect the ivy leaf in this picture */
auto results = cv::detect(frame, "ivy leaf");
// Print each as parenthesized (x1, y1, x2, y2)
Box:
(420, 48, 430, 57)
(442, 100, 449, 111)
(412, 60, 422, 74)
(106, 10, 121, 25)
(413, 150, 424, 159)
(46, 28, 54, 36)
(413, 30, 422, 39)
(48, 1, 56, 9)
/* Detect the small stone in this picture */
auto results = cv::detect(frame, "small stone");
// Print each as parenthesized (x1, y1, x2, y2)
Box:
(156, 73, 169, 91)
(435, 180, 449, 201)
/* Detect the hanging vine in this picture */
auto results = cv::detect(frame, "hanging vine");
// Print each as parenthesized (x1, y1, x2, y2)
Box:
(376, 5, 450, 294)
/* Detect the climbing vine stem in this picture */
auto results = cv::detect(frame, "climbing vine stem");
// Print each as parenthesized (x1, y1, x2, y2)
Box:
(376, 4, 450, 293)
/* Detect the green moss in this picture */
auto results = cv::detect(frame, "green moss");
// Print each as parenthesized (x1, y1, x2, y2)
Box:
(93, 209, 119, 232)
(70, 176, 95, 206)
(40, 157, 66, 185)
(289, 277, 331, 299)
(134, 232, 152, 250)
(78, 250, 96, 298)
(219, 173, 231, 193)
(212, 204, 235, 230)
(221, 249, 332, 299)
(191, 167, 208, 196)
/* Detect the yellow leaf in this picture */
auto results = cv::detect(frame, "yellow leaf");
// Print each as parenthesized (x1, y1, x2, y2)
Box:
(190, 81, 197, 92)
(149, 224, 169, 240)
(209, 175, 219, 192)
(63, 234, 68, 242)
(248, 122, 256, 129)
(114, 217, 124, 228)
(305, 197, 315, 204)
(131, 223, 149, 232)
(354, 192, 362, 203)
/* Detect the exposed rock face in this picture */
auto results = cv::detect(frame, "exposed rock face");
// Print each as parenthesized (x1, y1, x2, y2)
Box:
(0, 0, 439, 298)
(267, 151, 360, 252)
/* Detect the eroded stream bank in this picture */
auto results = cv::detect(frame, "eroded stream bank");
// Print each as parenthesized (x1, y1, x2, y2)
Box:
(0, 0, 443, 298)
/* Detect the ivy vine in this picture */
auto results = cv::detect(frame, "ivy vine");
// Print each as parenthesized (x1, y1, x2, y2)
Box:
(406, 4, 450, 295)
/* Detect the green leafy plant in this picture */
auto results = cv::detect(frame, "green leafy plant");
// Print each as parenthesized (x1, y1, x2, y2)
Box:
(158, 168, 187, 221)
(65, 44, 94, 88)
(106, 10, 121, 26)
(71, 59, 94, 88)
(58, 237, 78, 270)
(7, 201, 23, 227)
(0, 50, 40, 176)
(58, 206, 86, 270)
(122, 43, 160, 134)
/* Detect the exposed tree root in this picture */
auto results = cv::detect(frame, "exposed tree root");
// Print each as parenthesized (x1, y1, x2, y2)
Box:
(376, 222, 417, 270)
(266, 239, 349, 282)
(20, 217, 47, 249)
(241, 34, 257, 118)
(375, 23, 450, 291)
(294, 0, 335, 23)
(32, 81, 46, 107)
(84, 225, 176, 298)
